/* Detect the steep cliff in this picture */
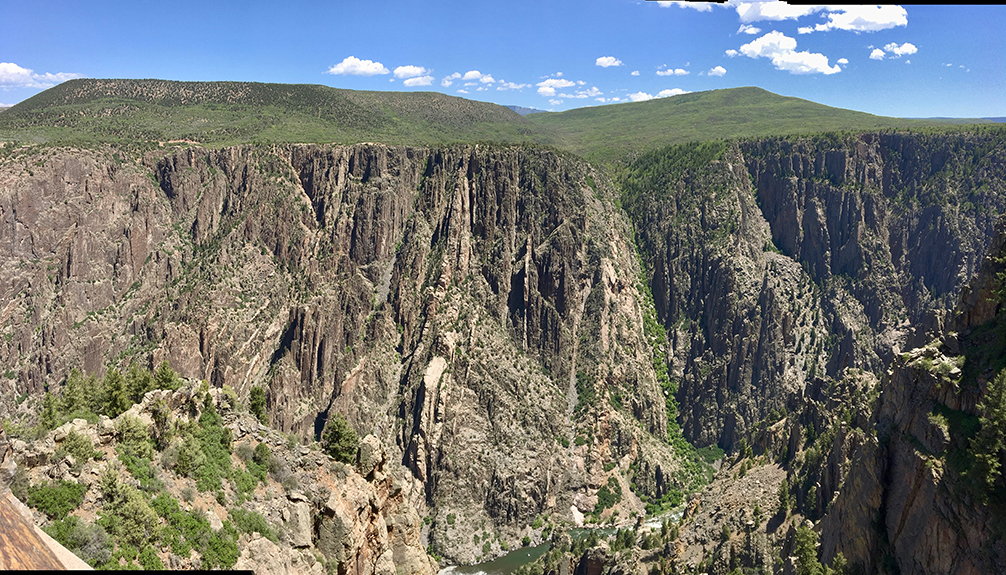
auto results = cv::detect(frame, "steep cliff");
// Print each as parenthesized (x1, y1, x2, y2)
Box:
(625, 129, 1006, 451)
(0, 142, 683, 562)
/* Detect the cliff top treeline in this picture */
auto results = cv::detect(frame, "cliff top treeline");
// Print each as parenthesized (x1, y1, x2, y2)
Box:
(0, 80, 988, 165)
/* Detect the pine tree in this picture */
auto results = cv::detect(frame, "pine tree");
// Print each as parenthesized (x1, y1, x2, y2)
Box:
(972, 368, 1006, 497)
(103, 368, 130, 418)
(322, 412, 359, 464)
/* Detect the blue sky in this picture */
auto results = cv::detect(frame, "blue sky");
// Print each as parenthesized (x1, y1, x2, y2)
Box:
(1, 1, 1002, 118)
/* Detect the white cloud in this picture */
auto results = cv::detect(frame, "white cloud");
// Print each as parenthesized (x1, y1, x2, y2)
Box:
(813, 5, 907, 33)
(0, 62, 83, 88)
(870, 48, 886, 60)
(393, 65, 429, 79)
(536, 77, 576, 96)
(656, 1, 714, 11)
(658, 88, 690, 97)
(441, 72, 461, 87)
(738, 24, 762, 35)
(326, 56, 389, 76)
(460, 70, 495, 83)
(883, 42, 917, 57)
(629, 89, 689, 102)
(596, 56, 623, 68)
(708, 65, 727, 76)
(739, 31, 840, 74)
(732, 3, 907, 34)
(734, 1, 822, 23)
(631, 70, 640, 76)
(457, 89, 469, 94)
(403, 75, 434, 87)
(725, 49, 739, 57)
(612, 97, 622, 102)
(496, 81, 530, 91)
(837, 58, 849, 65)
(657, 68, 689, 76)
(549, 99, 563, 106)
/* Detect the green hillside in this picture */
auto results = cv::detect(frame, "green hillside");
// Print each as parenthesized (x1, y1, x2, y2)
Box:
(0, 80, 986, 165)
(527, 86, 984, 165)
(0, 78, 542, 148)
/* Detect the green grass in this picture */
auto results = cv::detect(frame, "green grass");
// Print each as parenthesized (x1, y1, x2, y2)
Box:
(526, 86, 990, 166)
(0, 78, 538, 148)
(1, 81, 986, 168)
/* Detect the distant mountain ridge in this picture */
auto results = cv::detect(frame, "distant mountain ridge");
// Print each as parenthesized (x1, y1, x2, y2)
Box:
(0, 79, 991, 166)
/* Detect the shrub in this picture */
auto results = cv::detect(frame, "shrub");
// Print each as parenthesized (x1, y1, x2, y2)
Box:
(27, 480, 88, 518)
(43, 516, 112, 567)
(116, 414, 154, 460)
(202, 521, 240, 569)
(125, 362, 154, 405)
(228, 507, 278, 542)
(150, 398, 174, 451)
(249, 386, 268, 424)
(138, 544, 164, 570)
(321, 412, 358, 464)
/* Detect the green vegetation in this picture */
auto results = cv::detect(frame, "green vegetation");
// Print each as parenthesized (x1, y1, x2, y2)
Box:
(526, 87, 976, 166)
(249, 385, 268, 425)
(593, 476, 623, 515)
(27, 479, 88, 518)
(971, 368, 1006, 499)
(0, 78, 536, 149)
(44, 516, 112, 567)
(228, 507, 278, 542)
(321, 412, 359, 464)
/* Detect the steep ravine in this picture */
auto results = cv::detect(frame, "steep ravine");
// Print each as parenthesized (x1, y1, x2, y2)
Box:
(625, 130, 1006, 451)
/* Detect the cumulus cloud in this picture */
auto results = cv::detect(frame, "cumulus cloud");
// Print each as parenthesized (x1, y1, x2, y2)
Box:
(734, 1, 821, 23)
(739, 31, 840, 74)
(884, 42, 917, 57)
(837, 58, 849, 65)
(812, 6, 908, 33)
(557, 86, 602, 99)
(725, 49, 739, 57)
(658, 88, 690, 97)
(870, 48, 885, 60)
(403, 76, 434, 87)
(596, 56, 623, 68)
(708, 65, 727, 76)
(0, 62, 83, 89)
(457, 70, 495, 84)
(737, 24, 762, 35)
(457, 89, 469, 94)
(326, 56, 389, 76)
(657, 68, 689, 76)
(732, 2, 907, 34)
(631, 70, 640, 76)
(628, 89, 689, 102)
(655, 1, 714, 11)
(549, 99, 563, 106)
(496, 81, 530, 91)
(441, 72, 461, 87)
(536, 77, 576, 96)
(393, 65, 430, 79)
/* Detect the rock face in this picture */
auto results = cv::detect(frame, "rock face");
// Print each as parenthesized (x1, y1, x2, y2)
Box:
(3, 129, 1006, 571)
(0, 143, 680, 561)
(817, 222, 1006, 575)
(626, 132, 1006, 450)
